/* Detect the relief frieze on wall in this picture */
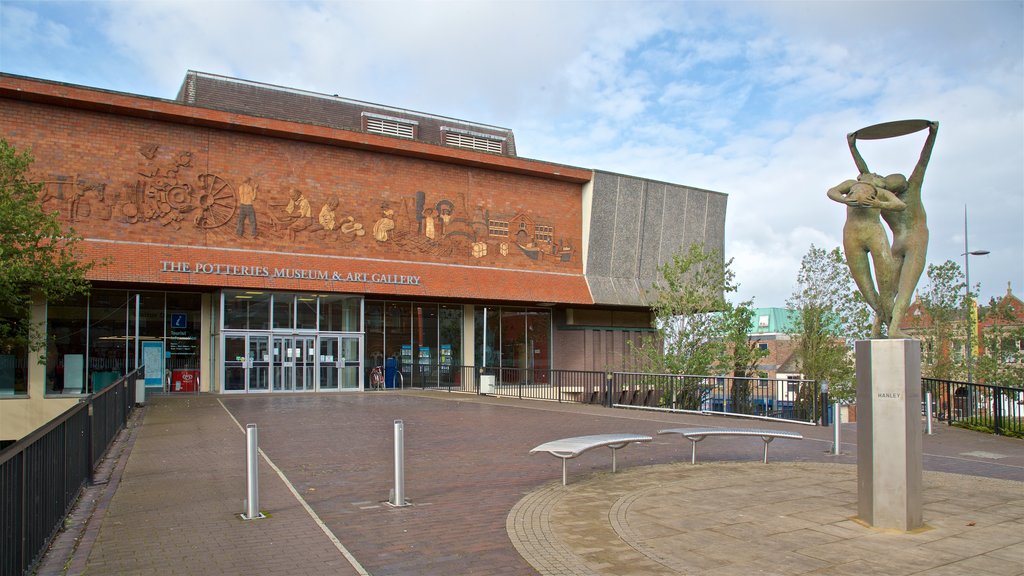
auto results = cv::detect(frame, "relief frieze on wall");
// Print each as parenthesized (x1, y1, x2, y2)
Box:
(34, 143, 579, 270)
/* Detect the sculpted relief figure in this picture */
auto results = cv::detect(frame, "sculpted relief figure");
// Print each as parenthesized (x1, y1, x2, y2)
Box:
(839, 119, 939, 338)
(236, 177, 258, 238)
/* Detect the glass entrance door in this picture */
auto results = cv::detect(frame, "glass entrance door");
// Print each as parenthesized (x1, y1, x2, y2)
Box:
(319, 336, 340, 391)
(225, 335, 246, 392)
(249, 335, 270, 391)
(223, 334, 270, 392)
(224, 333, 361, 393)
(273, 335, 316, 391)
(319, 335, 362, 390)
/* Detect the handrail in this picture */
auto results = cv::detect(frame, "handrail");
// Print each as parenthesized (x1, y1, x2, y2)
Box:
(0, 366, 142, 576)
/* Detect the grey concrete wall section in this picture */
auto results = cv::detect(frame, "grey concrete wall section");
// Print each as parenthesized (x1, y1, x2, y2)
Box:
(639, 183, 667, 283)
(705, 193, 728, 256)
(656, 184, 690, 267)
(586, 171, 727, 307)
(682, 190, 709, 249)
(610, 178, 644, 279)
(587, 176, 617, 278)
(855, 339, 923, 532)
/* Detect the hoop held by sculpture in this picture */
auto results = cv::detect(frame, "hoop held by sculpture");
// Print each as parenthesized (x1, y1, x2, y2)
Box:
(850, 119, 931, 140)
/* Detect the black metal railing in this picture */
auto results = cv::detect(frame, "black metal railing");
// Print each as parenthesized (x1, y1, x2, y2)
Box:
(611, 373, 820, 422)
(0, 368, 140, 576)
(922, 377, 1024, 437)
(477, 367, 607, 403)
(463, 368, 821, 421)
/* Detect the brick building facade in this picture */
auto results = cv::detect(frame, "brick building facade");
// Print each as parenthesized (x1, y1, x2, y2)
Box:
(0, 71, 727, 440)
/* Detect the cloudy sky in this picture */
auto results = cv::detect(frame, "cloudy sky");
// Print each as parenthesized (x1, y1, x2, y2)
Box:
(2, 0, 1021, 307)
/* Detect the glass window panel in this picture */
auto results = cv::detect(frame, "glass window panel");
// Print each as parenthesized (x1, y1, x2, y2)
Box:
(320, 295, 362, 332)
(413, 303, 438, 386)
(439, 305, 462, 367)
(273, 293, 296, 330)
(166, 293, 201, 372)
(365, 301, 385, 371)
(296, 294, 318, 330)
(88, 289, 131, 392)
(136, 293, 165, 341)
(528, 309, 551, 382)
(46, 292, 91, 395)
(501, 308, 527, 370)
(386, 302, 412, 385)
(223, 290, 270, 330)
(474, 306, 500, 368)
(0, 341, 27, 396)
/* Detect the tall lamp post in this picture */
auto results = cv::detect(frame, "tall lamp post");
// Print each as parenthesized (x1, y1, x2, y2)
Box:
(963, 206, 989, 383)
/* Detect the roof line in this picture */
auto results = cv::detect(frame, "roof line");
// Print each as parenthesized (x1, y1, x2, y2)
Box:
(184, 70, 514, 135)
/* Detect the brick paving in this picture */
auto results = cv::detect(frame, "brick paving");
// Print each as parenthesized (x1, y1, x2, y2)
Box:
(43, 390, 1024, 575)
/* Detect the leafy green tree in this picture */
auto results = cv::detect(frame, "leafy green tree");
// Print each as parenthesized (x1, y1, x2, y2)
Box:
(787, 245, 872, 403)
(0, 139, 94, 357)
(632, 243, 765, 408)
(975, 295, 1024, 387)
(723, 302, 767, 413)
(916, 260, 968, 381)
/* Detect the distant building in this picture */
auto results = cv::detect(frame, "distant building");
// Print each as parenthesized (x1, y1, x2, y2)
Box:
(901, 283, 1024, 383)
(748, 307, 802, 381)
(977, 284, 1024, 378)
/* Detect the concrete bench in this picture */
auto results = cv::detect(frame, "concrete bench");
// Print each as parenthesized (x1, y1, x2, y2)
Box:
(530, 433, 652, 485)
(658, 428, 803, 464)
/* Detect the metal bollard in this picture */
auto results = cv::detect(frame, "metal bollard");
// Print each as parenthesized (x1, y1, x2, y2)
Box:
(925, 391, 933, 435)
(831, 403, 841, 455)
(390, 420, 409, 507)
(242, 423, 264, 520)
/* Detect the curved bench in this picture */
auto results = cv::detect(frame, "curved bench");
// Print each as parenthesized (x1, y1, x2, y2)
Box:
(658, 428, 803, 464)
(530, 433, 652, 485)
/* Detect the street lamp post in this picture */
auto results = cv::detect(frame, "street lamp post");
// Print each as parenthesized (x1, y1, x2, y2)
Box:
(963, 206, 989, 383)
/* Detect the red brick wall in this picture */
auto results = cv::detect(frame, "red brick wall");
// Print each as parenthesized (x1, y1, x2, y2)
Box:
(1, 95, 593, 304)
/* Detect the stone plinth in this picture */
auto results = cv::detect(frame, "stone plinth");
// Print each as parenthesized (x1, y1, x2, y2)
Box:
(855, 339, 923, 531)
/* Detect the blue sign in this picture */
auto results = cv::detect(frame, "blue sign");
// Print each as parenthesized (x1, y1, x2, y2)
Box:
(142, 341, 165, 387)
(171, 313, 187, 328)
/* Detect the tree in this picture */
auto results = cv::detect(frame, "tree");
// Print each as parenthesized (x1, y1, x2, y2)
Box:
(975, 294, 1024, 387)
(787, 245, 872, 403)
(723, 302, 766, 413)
(632, 243, 765, 408)
(0, 139, 95, 357)
(915, 260, 968, 381)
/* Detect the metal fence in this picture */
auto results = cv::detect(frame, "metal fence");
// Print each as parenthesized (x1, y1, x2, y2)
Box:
(413, 367, 821, 423)
(611, 373, 821, 423)
(0, 368, 140, 576)
(922, 377, 1024, 437)
(480, 367, 608, 403)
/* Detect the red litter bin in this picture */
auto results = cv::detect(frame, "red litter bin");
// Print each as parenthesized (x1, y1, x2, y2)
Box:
(171, 369, 200, 392)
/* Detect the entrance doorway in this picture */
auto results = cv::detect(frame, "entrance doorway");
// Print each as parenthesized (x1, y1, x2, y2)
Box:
(272, 335, 315, 391)
(222, 333, 362, 393)
(318, 335, 361, 390)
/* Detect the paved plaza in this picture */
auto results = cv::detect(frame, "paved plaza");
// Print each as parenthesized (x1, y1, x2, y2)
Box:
(37, 391, 1024, 575)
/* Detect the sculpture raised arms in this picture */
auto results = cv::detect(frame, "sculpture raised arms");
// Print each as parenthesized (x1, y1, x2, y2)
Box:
(842, 119, 939, 338)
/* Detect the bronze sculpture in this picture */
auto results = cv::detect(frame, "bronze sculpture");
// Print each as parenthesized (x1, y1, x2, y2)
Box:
(831, 119, 939, 338)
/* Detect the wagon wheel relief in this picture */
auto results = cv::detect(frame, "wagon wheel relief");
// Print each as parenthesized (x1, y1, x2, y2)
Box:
(193, 173, 237, 228)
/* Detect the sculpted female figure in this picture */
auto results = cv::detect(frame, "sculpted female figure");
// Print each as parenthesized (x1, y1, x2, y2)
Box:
(847, 120, 939, 338)
(827, 177, 906, 337)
